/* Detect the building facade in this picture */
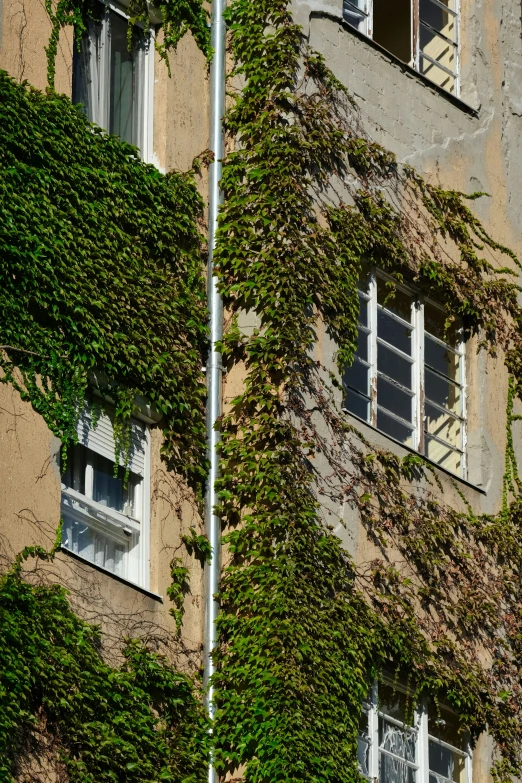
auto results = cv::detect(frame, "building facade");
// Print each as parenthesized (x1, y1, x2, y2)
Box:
(0, 0, 521, 779)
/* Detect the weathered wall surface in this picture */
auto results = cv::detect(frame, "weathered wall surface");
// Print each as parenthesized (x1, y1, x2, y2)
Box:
(0, 0, 73, 92)
(295, 0, 522, 528)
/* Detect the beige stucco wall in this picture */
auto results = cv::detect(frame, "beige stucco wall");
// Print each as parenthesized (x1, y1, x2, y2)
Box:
(0, 0, 73, 92)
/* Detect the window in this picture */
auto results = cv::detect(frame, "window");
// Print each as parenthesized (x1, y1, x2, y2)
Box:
(61, 405, 150, 588)
(358, 680, 472, 783)
(72, 2, 153, 155)
(343, 0, 459, 94)
(343, 272, 466, 477)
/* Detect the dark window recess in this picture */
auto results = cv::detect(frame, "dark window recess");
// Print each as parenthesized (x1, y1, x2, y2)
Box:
(373, 0, 412, 63)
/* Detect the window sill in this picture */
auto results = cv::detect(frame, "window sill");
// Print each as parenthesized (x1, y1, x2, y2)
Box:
(59, 546, 164, 602)
(343, 409, 487, 495)
(310, 9, 479, 118)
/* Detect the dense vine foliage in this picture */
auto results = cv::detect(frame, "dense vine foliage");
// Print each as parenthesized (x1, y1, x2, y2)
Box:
(0, 65, 210, 778)
(0, 70, 208, 486)
(211, 0, 522, 781)
(0, 546, 208, 781)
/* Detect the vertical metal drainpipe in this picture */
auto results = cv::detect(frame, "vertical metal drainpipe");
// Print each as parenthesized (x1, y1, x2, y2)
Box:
(204, 0, 226, 779)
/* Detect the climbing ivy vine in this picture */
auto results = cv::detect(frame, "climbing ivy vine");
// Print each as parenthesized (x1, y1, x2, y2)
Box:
(0, 544, 209, 780)
(0, 69, 208, 487)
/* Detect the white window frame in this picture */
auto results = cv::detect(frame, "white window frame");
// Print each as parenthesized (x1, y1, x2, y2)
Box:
(61, 405, 151, 589)
(342, 0, 460, 96)
(73, 0, 155, 162)
(359, 681, 472, 783)
(343, 270, 467, 478)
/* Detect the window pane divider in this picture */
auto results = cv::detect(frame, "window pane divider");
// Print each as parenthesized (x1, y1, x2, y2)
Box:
(377, 337, 415, 363)
(424, 430, 463, 455)
(429, 773, 459, 783)
(422, 0, 457, 17)
(379, 748, 419, 769)
(420, 51, 457, 78)
(425, 397, 464, 422)
(425, 332, 462, 354)
(425, 364, 463, 388)
(378, 373, 415, 397)
(378, 712, 419, 732)
(376, 404, 414, 429)
(62, 485, 141, 532)
(377, 304, 414, 330)
(419, 19, 457, 48)
(427, 734, 468, 756)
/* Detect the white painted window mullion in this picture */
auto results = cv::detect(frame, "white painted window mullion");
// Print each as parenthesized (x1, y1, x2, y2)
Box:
(416, 296, 425, 454)
(369, 680, 379, 779)
(85, 453, 94, 499)
(417, 698, 429, 783)
(368, 271, 378, 429)
(367, 0, 374, 38)
(459, 334, 467, 479)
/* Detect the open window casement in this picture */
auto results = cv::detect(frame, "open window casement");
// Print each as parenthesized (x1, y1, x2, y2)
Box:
(61, 405, 151, 589)
(343, 0, 459, 95)
(358, 680, 472, 783)
(72, 1, 154, 158)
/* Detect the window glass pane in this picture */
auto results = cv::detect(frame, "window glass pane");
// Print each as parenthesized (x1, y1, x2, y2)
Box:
(358, 708, 371, 777)
(343, 0, 368, 33)
(424, 303, 458, 344)
(425, 368, 462, 416)
(378, 376, 413, 423)
(62, 443, 87, 493)
(380, 753, 416, 783)
(420, 24, 456, 65)
(377, 280, 413, 323)
(358, 292, 370, 328)
(109, 11, 140, 146)
(345, 389, 370, 421)
(379, 717, 416, 763)
(357, 327, 370, 362)
(420, 56, 456, 93)
(428, 701, 466, 748)
(378, 309, 413, 356)
(377, 408, 414, 446)
(420, 0, 457, 43)
(379, 682, 411, 723)
(425, 435, 462, 473)
(72, 19, 104, 125)
(92, 451, 138, 516)
(429, 742, 466, 783)
(61, 514, 128, 577)
(358, 736, 371, 777)
(425, 403, 462, 448)
(344, 357, 370, 396)
(378, 342, 413, 389)
(425, 336, 461, 384)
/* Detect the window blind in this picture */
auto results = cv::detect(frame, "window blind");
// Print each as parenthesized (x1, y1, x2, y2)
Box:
(76, 406, 147, 477)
